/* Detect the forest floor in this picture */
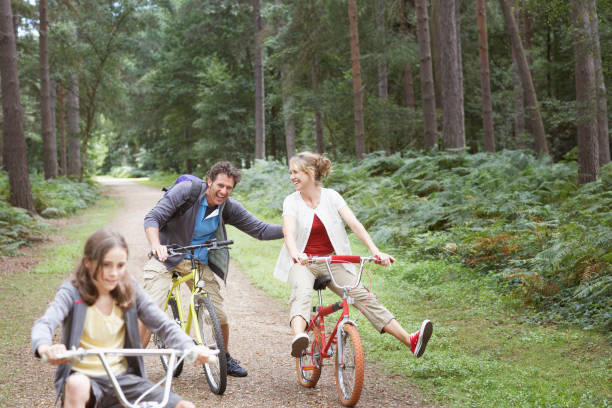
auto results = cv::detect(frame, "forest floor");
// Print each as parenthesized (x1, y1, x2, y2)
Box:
(4, 178, 437, 407)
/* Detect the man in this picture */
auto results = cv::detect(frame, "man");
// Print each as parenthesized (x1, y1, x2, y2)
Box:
(140, 161, 283, 377)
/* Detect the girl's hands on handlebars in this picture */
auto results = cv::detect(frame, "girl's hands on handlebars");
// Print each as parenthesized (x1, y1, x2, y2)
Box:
(38, 343, 70, 366)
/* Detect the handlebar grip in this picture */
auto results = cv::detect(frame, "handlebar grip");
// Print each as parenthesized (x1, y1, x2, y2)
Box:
(330, 255, 363, 264)
(215, 240, 233, 246)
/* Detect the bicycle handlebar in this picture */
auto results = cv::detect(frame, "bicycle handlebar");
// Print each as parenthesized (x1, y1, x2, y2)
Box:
(148, 239, 233, 258)
(42, 347, 220, 408)
(308, 254, 394, 265)
(306, 254, 394, 294)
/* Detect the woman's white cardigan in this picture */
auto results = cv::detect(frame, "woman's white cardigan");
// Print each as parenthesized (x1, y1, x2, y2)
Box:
(274, 188, 355, 282)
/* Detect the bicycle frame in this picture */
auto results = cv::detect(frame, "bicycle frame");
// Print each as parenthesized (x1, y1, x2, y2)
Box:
(162, 260, 207, 345)
(303, 255, 377, 370)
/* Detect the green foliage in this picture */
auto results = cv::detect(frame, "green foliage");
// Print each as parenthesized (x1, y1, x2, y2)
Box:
(233, 151, 611, 333)
(0, 173, 100, 255)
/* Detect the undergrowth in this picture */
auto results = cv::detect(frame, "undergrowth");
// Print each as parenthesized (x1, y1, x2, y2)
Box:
(235, 151, 611, 334)
(0, 172, 100, 255)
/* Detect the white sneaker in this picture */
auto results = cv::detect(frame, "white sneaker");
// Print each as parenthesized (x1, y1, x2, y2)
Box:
(291, 333, 309, 358)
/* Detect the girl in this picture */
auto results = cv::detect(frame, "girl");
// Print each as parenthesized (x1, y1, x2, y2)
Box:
(274, 152, 433, 359)
(32, 228, 210, 408)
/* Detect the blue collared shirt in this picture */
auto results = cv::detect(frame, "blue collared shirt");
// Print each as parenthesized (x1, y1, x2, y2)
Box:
(189, 200, 219, 264)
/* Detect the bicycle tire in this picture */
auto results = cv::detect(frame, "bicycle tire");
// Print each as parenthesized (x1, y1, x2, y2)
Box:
(196, 295, 227, 395)
(334, 324, 364, 407)
(153, 297, 184, 377)
(296, 322, 322, 388)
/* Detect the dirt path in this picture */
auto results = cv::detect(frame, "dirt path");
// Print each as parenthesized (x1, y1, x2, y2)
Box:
(20, 178, 435, 408)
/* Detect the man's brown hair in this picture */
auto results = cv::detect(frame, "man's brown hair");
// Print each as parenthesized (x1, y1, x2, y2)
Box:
(207, 161, 242, 185)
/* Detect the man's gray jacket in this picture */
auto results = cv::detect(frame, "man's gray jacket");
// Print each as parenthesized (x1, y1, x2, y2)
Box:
(144, 180, 283, 281)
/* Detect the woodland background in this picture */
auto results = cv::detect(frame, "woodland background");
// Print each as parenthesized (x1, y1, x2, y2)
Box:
(1, 0, 611, 332)
(0, 1, 611, 405)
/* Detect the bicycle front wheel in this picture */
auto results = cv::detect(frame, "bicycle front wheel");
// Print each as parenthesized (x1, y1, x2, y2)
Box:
(196, 295, 227, 395)
(335, 324, 364, 407)
(153, 297, 184, 377)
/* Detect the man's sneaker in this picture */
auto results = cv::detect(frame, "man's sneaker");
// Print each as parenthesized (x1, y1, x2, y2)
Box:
(291, 333, 309, 358)
(226, 353, 247, 377)
(410, 319, 433, 358)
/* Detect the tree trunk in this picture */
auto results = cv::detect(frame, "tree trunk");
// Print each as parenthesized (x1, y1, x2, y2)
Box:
(59, 82, 67, 176)
(499, 0, 548, 155)
(572, 0, 599, 183)
(281, 64, 296, 161)
(0, 0, 35, 211)
(430, 0, 442, 111)
(588, 0, 610, 166)
(399, 0, 415, 146)
(50, 77, 57, 166)
(438, 0, 465, 150)
(376, 0, 388, 99)
(476, 0, 495, 152)
(415, 0, 437, 150)
(512, 0, 525, 146)
(253, 0, 265, 160)
(312, 54, 324, 154)
(67, 73, 81, 177)
(277, 0, 295, 162)
(39, 0, 57, 179)
(347, 0, 365, 159)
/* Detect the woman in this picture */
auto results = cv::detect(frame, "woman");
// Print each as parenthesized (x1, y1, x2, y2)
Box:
(274, 152, 433, 359)
(32, 228, 211, 408)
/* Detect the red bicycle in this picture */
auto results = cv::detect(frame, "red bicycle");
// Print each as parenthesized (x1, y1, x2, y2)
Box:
(296, 254, 383, 407)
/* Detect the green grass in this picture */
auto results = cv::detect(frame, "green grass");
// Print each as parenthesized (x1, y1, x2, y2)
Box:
(227, 216, 611, 408)
(0, 196, 117, 405)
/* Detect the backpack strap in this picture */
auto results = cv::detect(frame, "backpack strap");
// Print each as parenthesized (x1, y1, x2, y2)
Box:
(176, 180, 204, 216)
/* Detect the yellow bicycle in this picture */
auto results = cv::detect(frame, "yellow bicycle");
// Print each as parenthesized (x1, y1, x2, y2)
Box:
(151, 239, 232, 395)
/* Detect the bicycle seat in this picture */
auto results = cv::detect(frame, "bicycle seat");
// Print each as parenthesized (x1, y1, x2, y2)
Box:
(313, 275, 332, 291)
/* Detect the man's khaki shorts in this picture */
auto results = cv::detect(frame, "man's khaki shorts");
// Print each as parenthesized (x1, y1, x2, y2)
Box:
(143, 258, 229, 325)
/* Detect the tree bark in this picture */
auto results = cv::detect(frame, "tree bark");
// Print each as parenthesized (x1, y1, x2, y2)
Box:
(438, 0, 465, 150)
(476, 0, 495, 152)
(312, 53, 324, 154)
(588, 0, 610, 166)
(376, 0, 388, 99)
(572, 0, 599, 183)
(67, 73, 81, 177)
(277, 0, 295, 162)
(59, 82, 67, 176)
(39, 0, 58, 179)
(281, 64, 296, 161)
(399, 0, 415, 146)
(430, 0, 442, 111)
(512, 0, 525, 146)
(499, 0, 548, 155)
(0, 0, 35, 211)
(50, 77, 57, 165)
(415, 0, 437, 150)
(347, 0, 365, 159)
(253, 0, 265, 160)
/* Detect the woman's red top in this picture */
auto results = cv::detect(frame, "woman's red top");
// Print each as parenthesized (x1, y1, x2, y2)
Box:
(304, 214, 335, 256)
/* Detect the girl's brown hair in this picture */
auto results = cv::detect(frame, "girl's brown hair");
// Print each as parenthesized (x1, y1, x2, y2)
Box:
(72, 228, 134, 311)
(289, 151, 332, 184)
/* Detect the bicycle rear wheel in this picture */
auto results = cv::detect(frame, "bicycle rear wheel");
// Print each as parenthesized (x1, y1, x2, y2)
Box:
(296, 322, 322, 388)
(153, 297, 184, 377)
(335, 324, 364, 407)
(196, 295, 227, 395)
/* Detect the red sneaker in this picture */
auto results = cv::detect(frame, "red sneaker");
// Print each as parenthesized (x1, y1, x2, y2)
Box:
(410, 320, 433, 358)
